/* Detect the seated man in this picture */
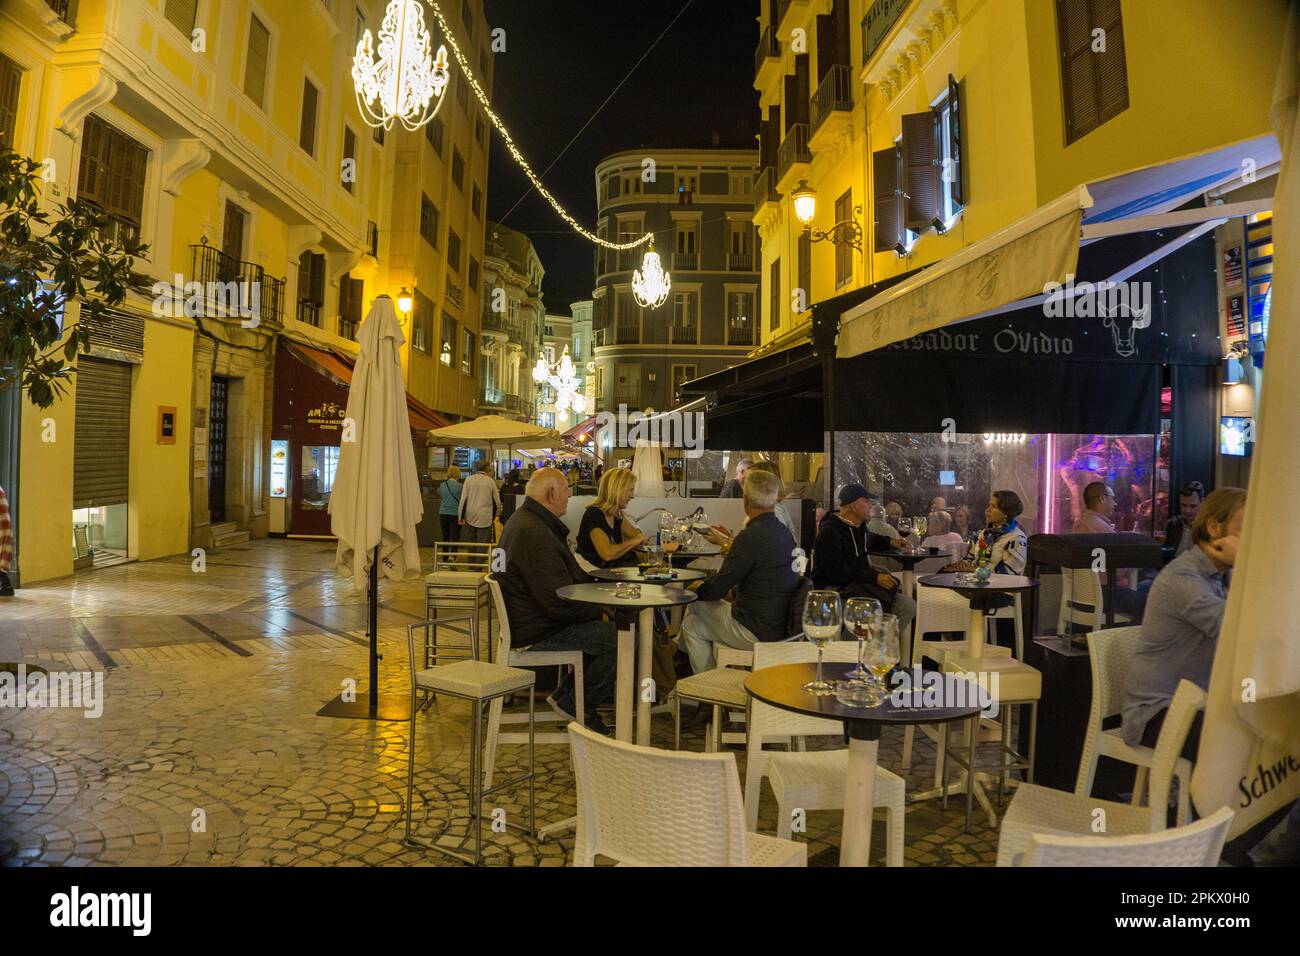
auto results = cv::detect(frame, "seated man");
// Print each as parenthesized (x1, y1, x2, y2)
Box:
(679, 470, 799, 673)
(865, 492, 902, 540)
(1072, 481, 1117, 534)
(1164, 481, 1205, 558)
(1121, 487, 1246, 758)
(811, 484, 916, 641)
(496, 467, 618, 735)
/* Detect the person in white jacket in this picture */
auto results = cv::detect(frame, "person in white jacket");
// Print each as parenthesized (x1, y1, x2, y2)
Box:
(458, 458, 502, 543)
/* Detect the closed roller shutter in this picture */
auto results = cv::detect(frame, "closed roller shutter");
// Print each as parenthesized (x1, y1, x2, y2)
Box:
(74, 357, 132, 509)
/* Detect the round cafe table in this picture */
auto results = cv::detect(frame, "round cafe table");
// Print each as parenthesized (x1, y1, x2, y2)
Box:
(867, 546, 950, 597)
(916, 573, 1039, 659)
(746, 663, 981, 867)
(588, 566, 708, 585)
(556, 583, 696, 746)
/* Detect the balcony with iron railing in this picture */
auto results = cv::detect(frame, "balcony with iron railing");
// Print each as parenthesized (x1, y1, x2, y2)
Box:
(480, 386, 505, 408)
(728, 319, 757, 347)
(777, 123, 812, 192)
(727, 252, 754, 272)
(189, 243, 286, 325)
(504, 394, 521, 413)
(754, 25, 781, 85)
(754, 166, 781, 215)
(809, 64, 854, 150)
(673, 252, 698, 272)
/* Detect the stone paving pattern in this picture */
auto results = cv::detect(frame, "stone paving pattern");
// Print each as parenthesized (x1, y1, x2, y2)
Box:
(0, 540, 1004, 866)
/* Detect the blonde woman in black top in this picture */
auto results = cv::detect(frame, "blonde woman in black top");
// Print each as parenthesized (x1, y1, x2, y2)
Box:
(577, 466, 647, 568)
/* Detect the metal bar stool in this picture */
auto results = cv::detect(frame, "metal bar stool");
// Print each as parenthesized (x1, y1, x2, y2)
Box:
(423, 542, 494, 670)
(404, 618, 537, 865)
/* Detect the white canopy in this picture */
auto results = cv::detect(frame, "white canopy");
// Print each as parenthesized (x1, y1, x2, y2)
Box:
(428, 414, 562, 452)
(329, 297, 424, 592)
(1193, 6, 1300, 839)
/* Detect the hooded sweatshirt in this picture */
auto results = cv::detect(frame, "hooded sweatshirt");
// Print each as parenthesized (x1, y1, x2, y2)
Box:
(811, 511, 896, 591)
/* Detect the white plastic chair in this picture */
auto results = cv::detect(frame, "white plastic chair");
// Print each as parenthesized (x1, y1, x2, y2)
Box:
(1057, 568, 1131, 635)
(1076, 626, 1193, 826)
(1020, 806, 1234, 867)
(996, 680, 1206, 867)
(674, 645, 752, 752)
(743, 641, 906, 866)
(568, 723, 806, 867)
(482, 576, 584, 790)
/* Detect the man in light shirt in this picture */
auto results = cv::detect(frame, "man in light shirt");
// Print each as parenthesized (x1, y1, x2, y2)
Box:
(1072, 481, 1117, 534)
(458, 458, 502, 543)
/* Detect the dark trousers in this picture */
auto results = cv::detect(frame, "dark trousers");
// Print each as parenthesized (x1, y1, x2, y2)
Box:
(0, 570, 11, 594)
(1140, 707, 1204, 763)
(526, 619, 619, 712)
(438, 515, 459, 543)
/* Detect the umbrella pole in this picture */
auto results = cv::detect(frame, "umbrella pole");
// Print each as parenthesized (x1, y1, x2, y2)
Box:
(369, 545, 379, 717)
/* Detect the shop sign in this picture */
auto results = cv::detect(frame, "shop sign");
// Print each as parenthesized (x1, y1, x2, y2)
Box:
(864, 0, 911, 66)
(305, 401, 347, 433)
(270, 440, 289, 499)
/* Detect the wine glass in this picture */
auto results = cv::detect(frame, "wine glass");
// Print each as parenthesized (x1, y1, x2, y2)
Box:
(843, 597, 882, 680)
(915, 514, 928, 540)
(863, 614, 901, 704)
(897, 516, 914, 549)
(802, 590, 842, 695)
(675, 516, 694, 551)
(661, 527, 679, 571)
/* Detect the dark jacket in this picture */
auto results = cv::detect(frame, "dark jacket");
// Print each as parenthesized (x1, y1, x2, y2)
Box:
(718, 478, 743, 498)
(1164, 515, 1190, 558)
(695, 511, 798, 642)
(811, 512, 900, 605)
(496, 497, 600, 647)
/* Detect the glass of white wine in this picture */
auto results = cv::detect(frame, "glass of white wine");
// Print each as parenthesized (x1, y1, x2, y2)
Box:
(661, 528, 680, 571)
(802, 590, 842, 696)
(863, 613, 901, 705)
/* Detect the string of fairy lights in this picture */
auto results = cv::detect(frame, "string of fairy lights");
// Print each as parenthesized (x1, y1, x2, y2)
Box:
(353, 0, 669, 309)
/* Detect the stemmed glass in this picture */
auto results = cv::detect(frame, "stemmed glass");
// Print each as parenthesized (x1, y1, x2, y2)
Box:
(915, 515, 928, 540)
(843, 597, 882, 680)
(802, 590, 842, 696)
(675, 517, 694, 551)
(863, 614, 901, 705)
(897, 516, 914, 549)
(661, 527, 679, 571)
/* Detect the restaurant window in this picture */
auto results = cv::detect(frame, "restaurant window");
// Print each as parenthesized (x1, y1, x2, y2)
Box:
(461, 329, 475, 377)
(452, 148, 465, 190)
(411, 291, 433, 353)
(420, 194, 439, 247)
(77, 114, 148, 245)
(727, 290, 755, 346)
(797, 233, 812, 311)
(769, 259, 781, 331)
(296, 252, 325, 326)
(471, 183, 482, 219)
(164, 0, 198, 37)
(1056, 0, 1129, 144)
(834, 189, 854, 288)
(447, 227, 462, 274)
(616, 291, 640, 345)
(338, 273, 363, 340)
(0, 53, 23, 147)
(671, 291, 698, 345)
(342, 126, 356, 194)
(299, 77, 319, 157)
(440, 312, 457, 366)
(426, 114, 443, 155)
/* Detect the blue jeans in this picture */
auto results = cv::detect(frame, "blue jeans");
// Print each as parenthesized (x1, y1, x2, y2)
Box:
(527, 619, 618, 712)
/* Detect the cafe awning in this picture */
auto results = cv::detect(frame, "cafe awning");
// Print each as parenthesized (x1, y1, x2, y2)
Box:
(281, 340, 451, 432)
(838, 135, 1280, 357)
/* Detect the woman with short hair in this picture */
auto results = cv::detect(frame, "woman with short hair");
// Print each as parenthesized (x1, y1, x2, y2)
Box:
(576, 467, 647, 568)
(947, 490, 1027, 575)
(437, 465, 463, 544)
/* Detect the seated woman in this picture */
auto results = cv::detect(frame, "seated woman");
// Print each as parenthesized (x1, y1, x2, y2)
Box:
(1121, 487, 1245, 758)
(922, 509, 966, 561)
(576, 466, 647, 568)
(945, 490, 1028, 576)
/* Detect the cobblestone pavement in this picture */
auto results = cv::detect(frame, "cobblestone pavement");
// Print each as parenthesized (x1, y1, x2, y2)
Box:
(0, 539, 1003, 866)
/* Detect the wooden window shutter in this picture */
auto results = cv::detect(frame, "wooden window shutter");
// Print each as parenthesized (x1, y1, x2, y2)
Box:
(310, 254, 325, 305)
(0, 53, 21, 147)
(1093, 0, 1129, 125)
(1057, 0, 1128, 144)
(244, 16, 270, 107)
(299, 78, 318, 155)
(343, 126, 356, 193)
(949, 73, 964, 206)
(872, 146, 904, 254)
(902, 111, 940, 232)
(794, 54, 810, 125)
(165, 0, 198, 36)
(816, 15, 836, 82)
(783, 74, 798, 133)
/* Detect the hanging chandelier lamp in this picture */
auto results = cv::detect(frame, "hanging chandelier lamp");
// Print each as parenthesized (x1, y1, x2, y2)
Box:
(352, 0, 450, 131)
(632, 243, 671, 309)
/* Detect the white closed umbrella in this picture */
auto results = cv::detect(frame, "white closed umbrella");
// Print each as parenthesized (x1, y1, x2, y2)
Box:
(632, 438, 664, 498)
(324, 295, 422, 720)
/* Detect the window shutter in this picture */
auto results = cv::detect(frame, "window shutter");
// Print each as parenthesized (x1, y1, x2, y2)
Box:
(245, 16, 270, 107)
(816, 14, 836, 82)
(73, 357, 133, 509)
(0, 53, 21, 146)
(902, 110, 941, 232)
(948, 73, 964, 207)
(299, 78, 318, 155)
(872, 146, 904, 254)
(783, 74, 798, 132)
(310, 254, 325, 305)
(1057, 0, 1127, 144)
(1093, 0, 1129, 125)
(165, 0, 198, 35)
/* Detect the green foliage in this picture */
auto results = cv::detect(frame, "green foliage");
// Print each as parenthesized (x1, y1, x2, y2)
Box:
(0, 146, 150, 408)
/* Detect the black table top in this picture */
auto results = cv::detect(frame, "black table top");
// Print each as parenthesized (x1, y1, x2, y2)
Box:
(589, 566, 708, 584)
(867, 547, 950, 564)
(556, 582, 697, 609)
(746, 663, 983, 740)
(918, 573, 1040, 595)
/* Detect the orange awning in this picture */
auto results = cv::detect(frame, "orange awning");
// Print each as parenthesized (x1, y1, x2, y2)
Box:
(282, 341, 452, 432)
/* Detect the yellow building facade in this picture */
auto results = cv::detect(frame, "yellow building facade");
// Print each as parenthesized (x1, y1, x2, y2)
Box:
(1, 0, 492, 583)
(755, 0, 1285, 348)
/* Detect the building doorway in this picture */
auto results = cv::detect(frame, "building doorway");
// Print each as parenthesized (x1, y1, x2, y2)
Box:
(209, 375, 228, 523)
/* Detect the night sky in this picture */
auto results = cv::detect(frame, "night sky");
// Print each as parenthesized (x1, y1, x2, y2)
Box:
(482, 0, 759, 310)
